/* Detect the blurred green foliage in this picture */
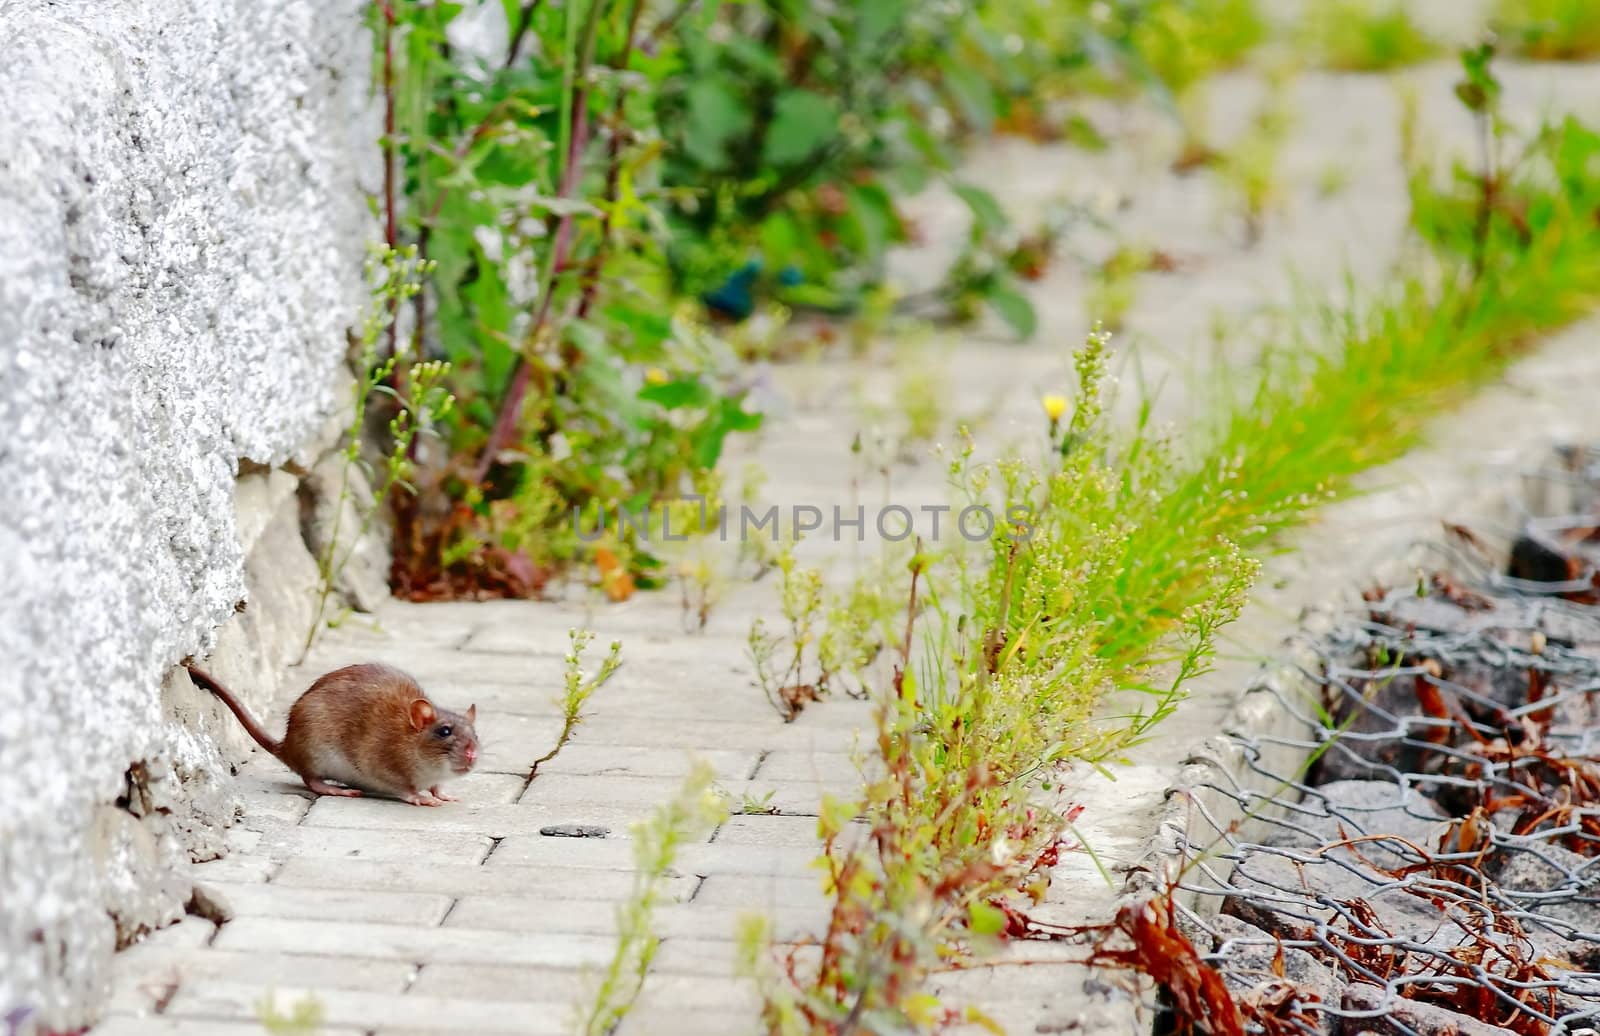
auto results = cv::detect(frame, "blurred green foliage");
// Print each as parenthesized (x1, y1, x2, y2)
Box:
(374, 0, 1284, 592)
(1494, 0, 1600, 60)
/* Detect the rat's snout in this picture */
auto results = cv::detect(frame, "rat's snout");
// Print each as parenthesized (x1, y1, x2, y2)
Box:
(464, 742, 478, 766)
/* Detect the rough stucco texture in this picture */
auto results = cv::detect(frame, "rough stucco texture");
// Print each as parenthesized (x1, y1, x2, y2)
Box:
(0, 0, 374, 1025)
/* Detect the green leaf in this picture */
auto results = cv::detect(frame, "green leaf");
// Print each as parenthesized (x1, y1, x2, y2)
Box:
(953, 184, 1008, 233)
(724, 36, 786, 81)
(776, 281, 851, 313)
(846, 184, 897, 263)
(604, 303, 673, 354)
(1061, 113, 1109, 151)
(942, 64, 997, 134)
(855, 0, 905, 49)
(499, 0, 522, 36)
(564, 322, 637, 421)
(901, 117, 948, 176)
(968, 901, 1006, 937)
(564, 319, 611, 360)
(720, 398, 763, 432)
(763, 90, 838, 167)
(527, 195, 601, 218)
(639, 378, 712, 410)
(759, 212, 802, 269)
(985, 282, 1037, 339)
(693, 396, 763, 468)
(817, 794, 857, 840)
(684, 78, 751, 170)
(575, 360, 638, 426)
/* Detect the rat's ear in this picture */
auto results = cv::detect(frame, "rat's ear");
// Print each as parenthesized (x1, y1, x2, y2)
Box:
(466, 704, 477, 724)
(409, 698, 437, 732)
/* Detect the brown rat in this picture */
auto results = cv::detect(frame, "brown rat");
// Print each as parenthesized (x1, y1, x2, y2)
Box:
(186, 662, 479, 807)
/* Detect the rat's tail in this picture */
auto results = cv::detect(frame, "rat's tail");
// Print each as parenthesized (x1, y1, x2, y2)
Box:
(185, 663, 285, 760)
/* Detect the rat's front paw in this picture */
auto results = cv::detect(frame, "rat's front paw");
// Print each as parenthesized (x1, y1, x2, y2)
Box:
(403, 791, 445, 807)
(429, 785, 459, 802)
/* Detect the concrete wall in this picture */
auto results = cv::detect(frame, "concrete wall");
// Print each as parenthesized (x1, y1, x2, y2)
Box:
(0, 1, 376, 1028)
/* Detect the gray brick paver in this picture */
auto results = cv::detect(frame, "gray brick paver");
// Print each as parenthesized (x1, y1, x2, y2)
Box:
(209, 917, 620, 968)
(110, 950, 411, 1016)
(690, 874, 829, 913)
(94, 1019, 367, 1036)
(518, 744, 760, 781)
(442, 896, 826, 942)
(255, 825, 494, 864)
(405, 962, 590, 1002)
(271, 857, 695, 901)
(164, 981, 570, 1034)
(199, 881, 455, 926)
(302, 795, 704, 838)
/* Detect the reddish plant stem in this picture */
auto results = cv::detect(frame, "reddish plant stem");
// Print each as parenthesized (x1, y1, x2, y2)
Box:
(471, 65, 597, 484)
(504, 0, 546, 70)
(381, 0, 400, 364)
(892, 543, 923, 698)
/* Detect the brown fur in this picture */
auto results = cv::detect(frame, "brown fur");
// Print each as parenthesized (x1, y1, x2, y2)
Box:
(187, 662, 480, 807)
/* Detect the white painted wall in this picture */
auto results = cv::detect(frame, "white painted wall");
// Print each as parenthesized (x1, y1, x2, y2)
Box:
(0, 0, 375, 1026)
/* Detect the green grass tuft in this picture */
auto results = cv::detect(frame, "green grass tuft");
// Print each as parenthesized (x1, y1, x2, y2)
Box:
(1299, 0, 1438, 71)
(1494, 0, 1600, 60)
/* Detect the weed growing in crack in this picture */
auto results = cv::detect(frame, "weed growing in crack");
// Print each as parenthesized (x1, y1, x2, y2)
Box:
(1493, 0, 1600, 60)
(815, 561, 901, 702)
(852, 353, 953, 466)
(305, 243, 452, 654)
(531, 629, 622, 775)
(895, 356, 951, 460)
(747, 543, 826, 722)
(256, 992, 325, 1035)
(748, 542, 901, 722)
(574, 760, 727, 1036)
(755, 60, 1600, 1019)
(736, 789, 780, 816)
(664, 469, 730, 633)
(1297, 0, 1437, 71)
(726, 462, 798, 583)
(744, 330, 1257, 1028)
(1215, 62, 1295, 245)
(1086, 245, 1182, 333)
(1316, 161, 1352, 199)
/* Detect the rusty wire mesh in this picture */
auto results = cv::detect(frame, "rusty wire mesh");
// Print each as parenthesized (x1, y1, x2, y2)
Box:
(1168, 447, 1600, 1036)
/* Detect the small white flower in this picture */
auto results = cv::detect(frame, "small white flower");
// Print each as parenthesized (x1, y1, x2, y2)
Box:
(472, 225, 503, 263)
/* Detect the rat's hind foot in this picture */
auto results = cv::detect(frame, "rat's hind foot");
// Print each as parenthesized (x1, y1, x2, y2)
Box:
(305, 777, 363, 798)
(403, 790, 445, 807)
(428, 786, 459, 802)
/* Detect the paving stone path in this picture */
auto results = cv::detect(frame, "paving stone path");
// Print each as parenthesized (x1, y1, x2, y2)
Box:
(92, 46, 1600, 1036)
(100, 585, 868, 1036)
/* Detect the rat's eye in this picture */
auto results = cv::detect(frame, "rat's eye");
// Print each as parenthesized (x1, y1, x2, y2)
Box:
(435, 725, 453, 738)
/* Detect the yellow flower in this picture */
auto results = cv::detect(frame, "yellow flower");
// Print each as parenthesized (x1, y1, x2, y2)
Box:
(1041, 394, 1068, 422)
(645, 367, 669, 385)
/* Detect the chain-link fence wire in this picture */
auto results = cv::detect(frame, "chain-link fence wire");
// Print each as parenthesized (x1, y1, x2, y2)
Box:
(1164, 447, 1600, 1036)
